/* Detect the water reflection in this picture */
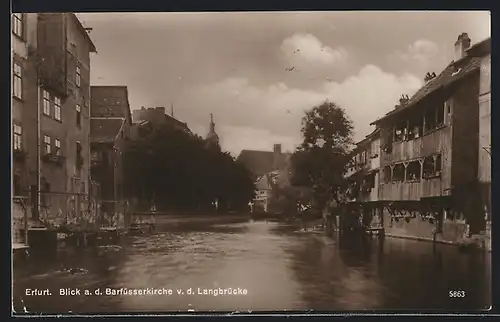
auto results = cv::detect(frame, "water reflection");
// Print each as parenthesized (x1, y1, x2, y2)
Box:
(13, 218, 490, 313)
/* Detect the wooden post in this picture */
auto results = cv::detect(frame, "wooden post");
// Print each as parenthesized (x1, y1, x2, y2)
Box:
(379, 205, 385, 238)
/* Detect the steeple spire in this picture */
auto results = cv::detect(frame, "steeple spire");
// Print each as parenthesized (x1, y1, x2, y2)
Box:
(210, 113, 215, 132)
(205, 112, 220, 149)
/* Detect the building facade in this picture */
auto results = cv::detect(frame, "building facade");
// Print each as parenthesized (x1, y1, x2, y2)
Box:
(35, 13, 96, 197)
(370, 33, 484, 243)
(345, 129, 381, 203)
(466, 37, 491, 250)
(90, 86, 133, 219)
(12, 13, 37, 197)
(237, 143, 291, 180)
(238, 144, 291, 212)
(11, 13, 96, 223)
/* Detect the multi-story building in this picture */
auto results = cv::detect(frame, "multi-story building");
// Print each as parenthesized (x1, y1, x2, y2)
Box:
(12, 13, 38, 243)
(237, 144, 291, 212)
(89, 86, 133, 218)
(34, 13, 96, 197)
(345, 129, 381, 203)
(12, 13, 96, 223)
(370, 33, 484, 243)
(466, 37, 491, 250)
(237, 143, 291, 180)
(12, 13, 38, 197)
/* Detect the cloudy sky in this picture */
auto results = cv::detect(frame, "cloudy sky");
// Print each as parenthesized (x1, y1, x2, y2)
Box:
(78, 11, 490, 156)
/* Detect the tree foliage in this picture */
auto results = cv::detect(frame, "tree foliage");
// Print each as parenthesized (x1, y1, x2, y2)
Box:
(290, 101, 354, 208)
(123, 124, 255, 212)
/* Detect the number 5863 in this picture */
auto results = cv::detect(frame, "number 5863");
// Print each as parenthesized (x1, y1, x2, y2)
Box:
(449, 290, 466, 298)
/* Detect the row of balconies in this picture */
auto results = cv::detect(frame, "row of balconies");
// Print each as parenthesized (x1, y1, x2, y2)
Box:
(14, 147, 85, 170)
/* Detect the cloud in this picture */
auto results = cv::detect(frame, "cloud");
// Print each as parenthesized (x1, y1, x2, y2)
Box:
(394, 39, 440, 65)
(186, 65, 422, 156)
(281, 33, 347, 67)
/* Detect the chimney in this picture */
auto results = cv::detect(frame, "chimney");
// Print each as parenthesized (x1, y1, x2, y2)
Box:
(424, 72, 437, 83)
(454, 33, 471, 61)
(155, 106, 166, 115)
(273, 144, 282, 170)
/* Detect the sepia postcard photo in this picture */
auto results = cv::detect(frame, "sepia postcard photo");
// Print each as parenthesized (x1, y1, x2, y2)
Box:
(11, 10, 491, 314)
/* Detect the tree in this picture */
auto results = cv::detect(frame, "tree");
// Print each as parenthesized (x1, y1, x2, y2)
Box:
(123, 123, 255, 212)
(290, 100, 354, 209)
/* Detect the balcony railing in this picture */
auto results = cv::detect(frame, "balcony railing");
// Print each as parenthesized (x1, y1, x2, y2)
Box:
(42, 153, 65, 166)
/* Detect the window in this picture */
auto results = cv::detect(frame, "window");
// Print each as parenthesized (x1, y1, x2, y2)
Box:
(394, 122, 407, 142)
(54, 139, 61, 156)
(383, 166, 392, 184)
(76, 104, 81, 126)
(13, 124, 22, 150)
(422, 154, 442, 179)
(424, 107, 439, 133)
(435, 154, 442, 172)
(12, 14, 23, 38)
(406, 160, 422, 181)
(43, 135, 51, 154)
(54, 97, 61, 121)
(363, 173, 376, 190)
(361, 151, 367, 165)
(13, 61, 22, 99)
(76, 65, 81, 87)
(392, 163, 405, 182)
(436, 106, 444, 127)
(43, 90, 50, 116)
(76, 142, 82, 157)
(76, 141, 82, 168)
(407, 115, 423, 140)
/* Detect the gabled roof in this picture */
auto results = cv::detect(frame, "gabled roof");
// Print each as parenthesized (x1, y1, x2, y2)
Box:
(70, 14, 97, 53)
(370, 56, 480, 126)
(165, 114, 191, 132)
(90, 118, 124, 143)
(255, 175, 271, 190)
(90, 86, 132, 124)
(237, 150, 291, 178)
(466, 37, 491, 57)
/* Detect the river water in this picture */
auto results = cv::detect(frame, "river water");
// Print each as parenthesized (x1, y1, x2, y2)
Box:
(12, 217, 491, 313)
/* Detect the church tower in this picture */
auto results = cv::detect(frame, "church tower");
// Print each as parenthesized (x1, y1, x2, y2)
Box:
(205, 113, 220, 149)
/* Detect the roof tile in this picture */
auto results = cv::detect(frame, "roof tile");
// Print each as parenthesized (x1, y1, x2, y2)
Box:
(372, 57, 480, 125)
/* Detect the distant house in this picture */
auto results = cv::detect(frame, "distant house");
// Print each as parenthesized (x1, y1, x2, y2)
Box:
(253, 169, 290, 212)
(238, 144, 292, 212)
(237, 144, 291, 180)
(131, 106, 191, 135)
(90, 86, 132, 218)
